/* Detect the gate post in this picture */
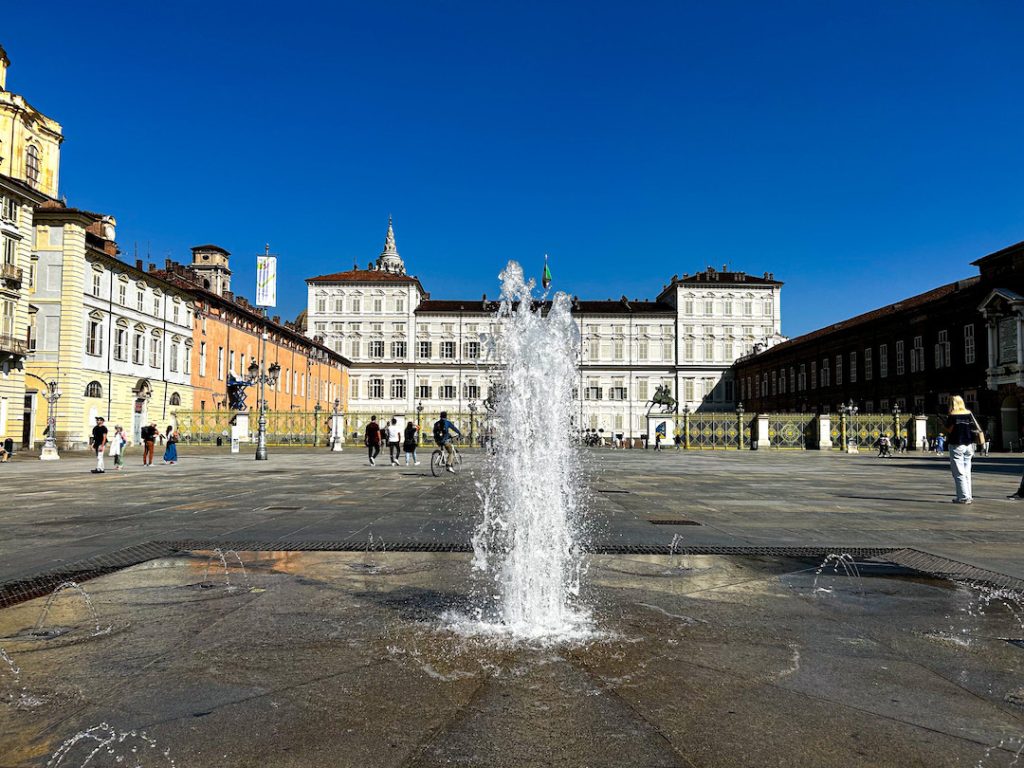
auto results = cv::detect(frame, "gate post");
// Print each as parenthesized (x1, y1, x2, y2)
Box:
(683, 406, 691, 450)
(755, 413, 769, 450)
(912, 414, 928, 451)
(816, 413, 832, 450)
(839, 410, 847, 449)
(736, 402, 745, 450)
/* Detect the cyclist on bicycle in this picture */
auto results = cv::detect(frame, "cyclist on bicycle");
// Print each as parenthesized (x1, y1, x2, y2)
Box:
(433, 411, 462, 473)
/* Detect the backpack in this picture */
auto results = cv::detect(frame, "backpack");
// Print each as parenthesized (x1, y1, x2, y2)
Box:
(433, 419, 446, 445)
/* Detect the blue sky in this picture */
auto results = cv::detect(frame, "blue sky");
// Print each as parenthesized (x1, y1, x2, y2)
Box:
(4, 1, 1023, 336)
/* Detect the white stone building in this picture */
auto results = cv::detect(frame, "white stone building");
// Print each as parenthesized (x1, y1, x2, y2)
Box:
(306, 220, 783, 441)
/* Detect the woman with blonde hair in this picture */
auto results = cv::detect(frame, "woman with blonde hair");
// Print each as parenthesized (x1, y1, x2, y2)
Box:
(945, 395, 980, 504)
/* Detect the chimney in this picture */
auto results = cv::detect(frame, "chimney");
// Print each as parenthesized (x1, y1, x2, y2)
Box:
(0, 45, 9, 91)
(136, 259, 143, 271)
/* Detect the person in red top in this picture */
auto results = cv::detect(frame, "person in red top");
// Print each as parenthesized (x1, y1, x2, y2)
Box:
(364, 416, 382, 466)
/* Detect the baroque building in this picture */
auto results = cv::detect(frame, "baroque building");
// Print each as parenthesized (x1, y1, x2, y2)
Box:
(154, 248, 348, 418)
(27, 204, 195, 447)
(306, 220, 783, 441)
(0, 43, 62, 444)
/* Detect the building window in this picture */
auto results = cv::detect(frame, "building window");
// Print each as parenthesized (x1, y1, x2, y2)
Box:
(763, 300, 773, 316)
(86, 316, 103, 356)
(114, 324, 127, 360)
(169, 392, 182, 406)
(368, 378, 384, 398)
(637, 379, 649, 401)
(440, 341, 456, 359)
(743, 300, 753, 316)
(878, 344, 888, 378)
(896, 340, 905, 375)
(92, 271, 102, 297)
(172, 303, 179, 324)
(25, 145, 40, 185)
(810, 361, 817, 389)
(465, 382, 481, 399)
(683, 299, 694, 315)
(153, 295, 162, 317)
(703, 339, 714, 361)
(798, 364, 806, 391)
(441, 383, 457, 399)
(391, 378, 406, 399)
(368, 340, 385, 357)
(316, 296, 326, 313)
(395, 298, 405, 312)
(334, 298, 344, 312)
(777, 370, 785, 395)
(150, 332, 162, 368)
(723, 300, 733, 315)
(613, 338, 624, 360)
(184, 343, 192, 374)
(418, 341, 432, 358)
(351, 297, 361, 313)
(1, 237, 14, 267)
(134, 332, 146, 365)
(789, 367, 796, 393)
(821, 359, 830, 387)
(638, 339, 649, 360)
(199, 342, 207, 376)
(912, 336, 925, 372)
(864, 348, 873, 381)
(835, 354, 843, 386)
(464, 341, 480, 359)
(935, 330, 950, 368)
(964, 324, 975, 364)
(349, 339, 361, 357)
(136, 288, 145, 312)
(663, 339, 674, 360)
(849, 351, 857, 383)
(118, 281, 127, 305)
(391, 340, 407, 358)
(169, 339, 180, 372)
(417, 381, 432, 399)
(1, 196, 16, 223)
(217, 346, 225, 380)
(84, 381, 102, 398)
(704, 299, 714, 315)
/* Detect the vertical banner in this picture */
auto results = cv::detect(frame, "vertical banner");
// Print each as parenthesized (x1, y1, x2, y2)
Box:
(256, 255, 277, 307)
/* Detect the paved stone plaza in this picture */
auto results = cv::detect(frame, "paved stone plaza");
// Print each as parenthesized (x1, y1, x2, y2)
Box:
(2, 447, 1024, 583)
(2, 448, 1024, 767)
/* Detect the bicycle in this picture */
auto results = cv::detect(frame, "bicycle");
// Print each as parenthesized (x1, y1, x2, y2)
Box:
(430, 444, 462, 477)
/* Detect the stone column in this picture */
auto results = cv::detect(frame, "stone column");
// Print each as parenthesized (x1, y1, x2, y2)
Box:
(736, 408, 745, 450)
(817, 414, 832, 450)
(839, 411, 847, 448)
(331, 414, 344, 451)
(683, 409, 691, 450)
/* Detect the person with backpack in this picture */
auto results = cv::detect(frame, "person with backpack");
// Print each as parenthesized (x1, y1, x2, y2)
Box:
(403, 420, 420, 466)
(387, 417, 401, 465)
(162, 425, 179, 464)
(140, 422, 157, 466)
(365, 416, 382, 466)
(944, 395, 980, 504)
(433, 411, 462, 473)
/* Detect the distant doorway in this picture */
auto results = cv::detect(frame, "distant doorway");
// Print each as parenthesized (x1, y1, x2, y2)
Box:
(1000, 395, 1019, 450)
(22, 392, 35, 448)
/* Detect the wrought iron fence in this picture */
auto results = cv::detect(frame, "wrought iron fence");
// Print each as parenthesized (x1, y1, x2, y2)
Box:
(686, 413, 742, 449)
(766, 414, 816, 449)
(829, 413, 905, 449)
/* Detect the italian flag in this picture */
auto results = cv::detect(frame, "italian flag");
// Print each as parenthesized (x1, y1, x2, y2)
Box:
(542, 256, 552, 290)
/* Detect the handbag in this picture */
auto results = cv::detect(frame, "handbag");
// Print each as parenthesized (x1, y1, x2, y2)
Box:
(969, 413, 986, 447)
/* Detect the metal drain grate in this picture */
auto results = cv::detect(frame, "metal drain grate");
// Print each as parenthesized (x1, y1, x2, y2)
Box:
(261, 506, 304, 511)
(3, 540, 1022, 611)
(649, 519, 702, 526)
(1004, 639, 1024, 649)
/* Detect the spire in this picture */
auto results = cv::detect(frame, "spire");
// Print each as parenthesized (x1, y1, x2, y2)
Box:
(374, 215, 405, 274)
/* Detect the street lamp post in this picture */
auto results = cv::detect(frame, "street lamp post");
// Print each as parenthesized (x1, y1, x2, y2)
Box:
(248, 356, 281, 461)
(313, 402, 322, 448)
(332, 398, 342, 451)
(417, 401, 424, 434)
(468, 399, 477, 448)
(40, 379, 62, 460)
(841, 399, 859, 454)
(736, 401, 745, 450)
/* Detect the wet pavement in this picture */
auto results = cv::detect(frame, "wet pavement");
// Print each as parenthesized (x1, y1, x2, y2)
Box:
(2, 551, 1023, 766)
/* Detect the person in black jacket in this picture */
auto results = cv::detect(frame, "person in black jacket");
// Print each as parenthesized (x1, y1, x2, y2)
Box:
(944, 396, 977, 504)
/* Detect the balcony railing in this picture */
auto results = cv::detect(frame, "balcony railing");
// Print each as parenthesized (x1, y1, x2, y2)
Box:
(0, 334, 28, 356)
(0, 262, 23, 286)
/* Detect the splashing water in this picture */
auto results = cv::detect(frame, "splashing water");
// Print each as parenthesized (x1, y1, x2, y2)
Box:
(201, 548, 248, 587)
(47, 723, 175, 767)
(34, 582, 110, 637)
(812, 553, 863, 595)
(461, 261, 590, 642)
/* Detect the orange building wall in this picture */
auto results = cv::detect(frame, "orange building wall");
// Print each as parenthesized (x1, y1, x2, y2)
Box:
(188, 302, 347, 414)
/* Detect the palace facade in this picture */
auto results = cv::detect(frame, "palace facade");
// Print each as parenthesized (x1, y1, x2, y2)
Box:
(306, 220, 783, 440)
(733, 238, 1024, 449)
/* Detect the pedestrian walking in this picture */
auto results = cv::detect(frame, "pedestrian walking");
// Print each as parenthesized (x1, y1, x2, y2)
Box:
(674, 431, 682, 451)
(109, 425, 128, 470)
(365, 416, 382, 466)
(162, 425, 179, 464)
(91, 416, 108, 474)
(141, 422, 157, 466)
(945, 395, 980, 504)
(387, 417, 401, 465)
(403, 420, 420, 466)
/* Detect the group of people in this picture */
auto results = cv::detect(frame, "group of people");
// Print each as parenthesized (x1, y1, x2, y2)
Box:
(874, 435, 909, 457)
(89, 416, 179, 474)
(363, 412, 462, 472)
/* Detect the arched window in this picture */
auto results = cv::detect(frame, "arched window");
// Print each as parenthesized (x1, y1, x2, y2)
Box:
(169, 392, 181, 406)
(25, 145, 40, 185)
(84, 381, 103, 398)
